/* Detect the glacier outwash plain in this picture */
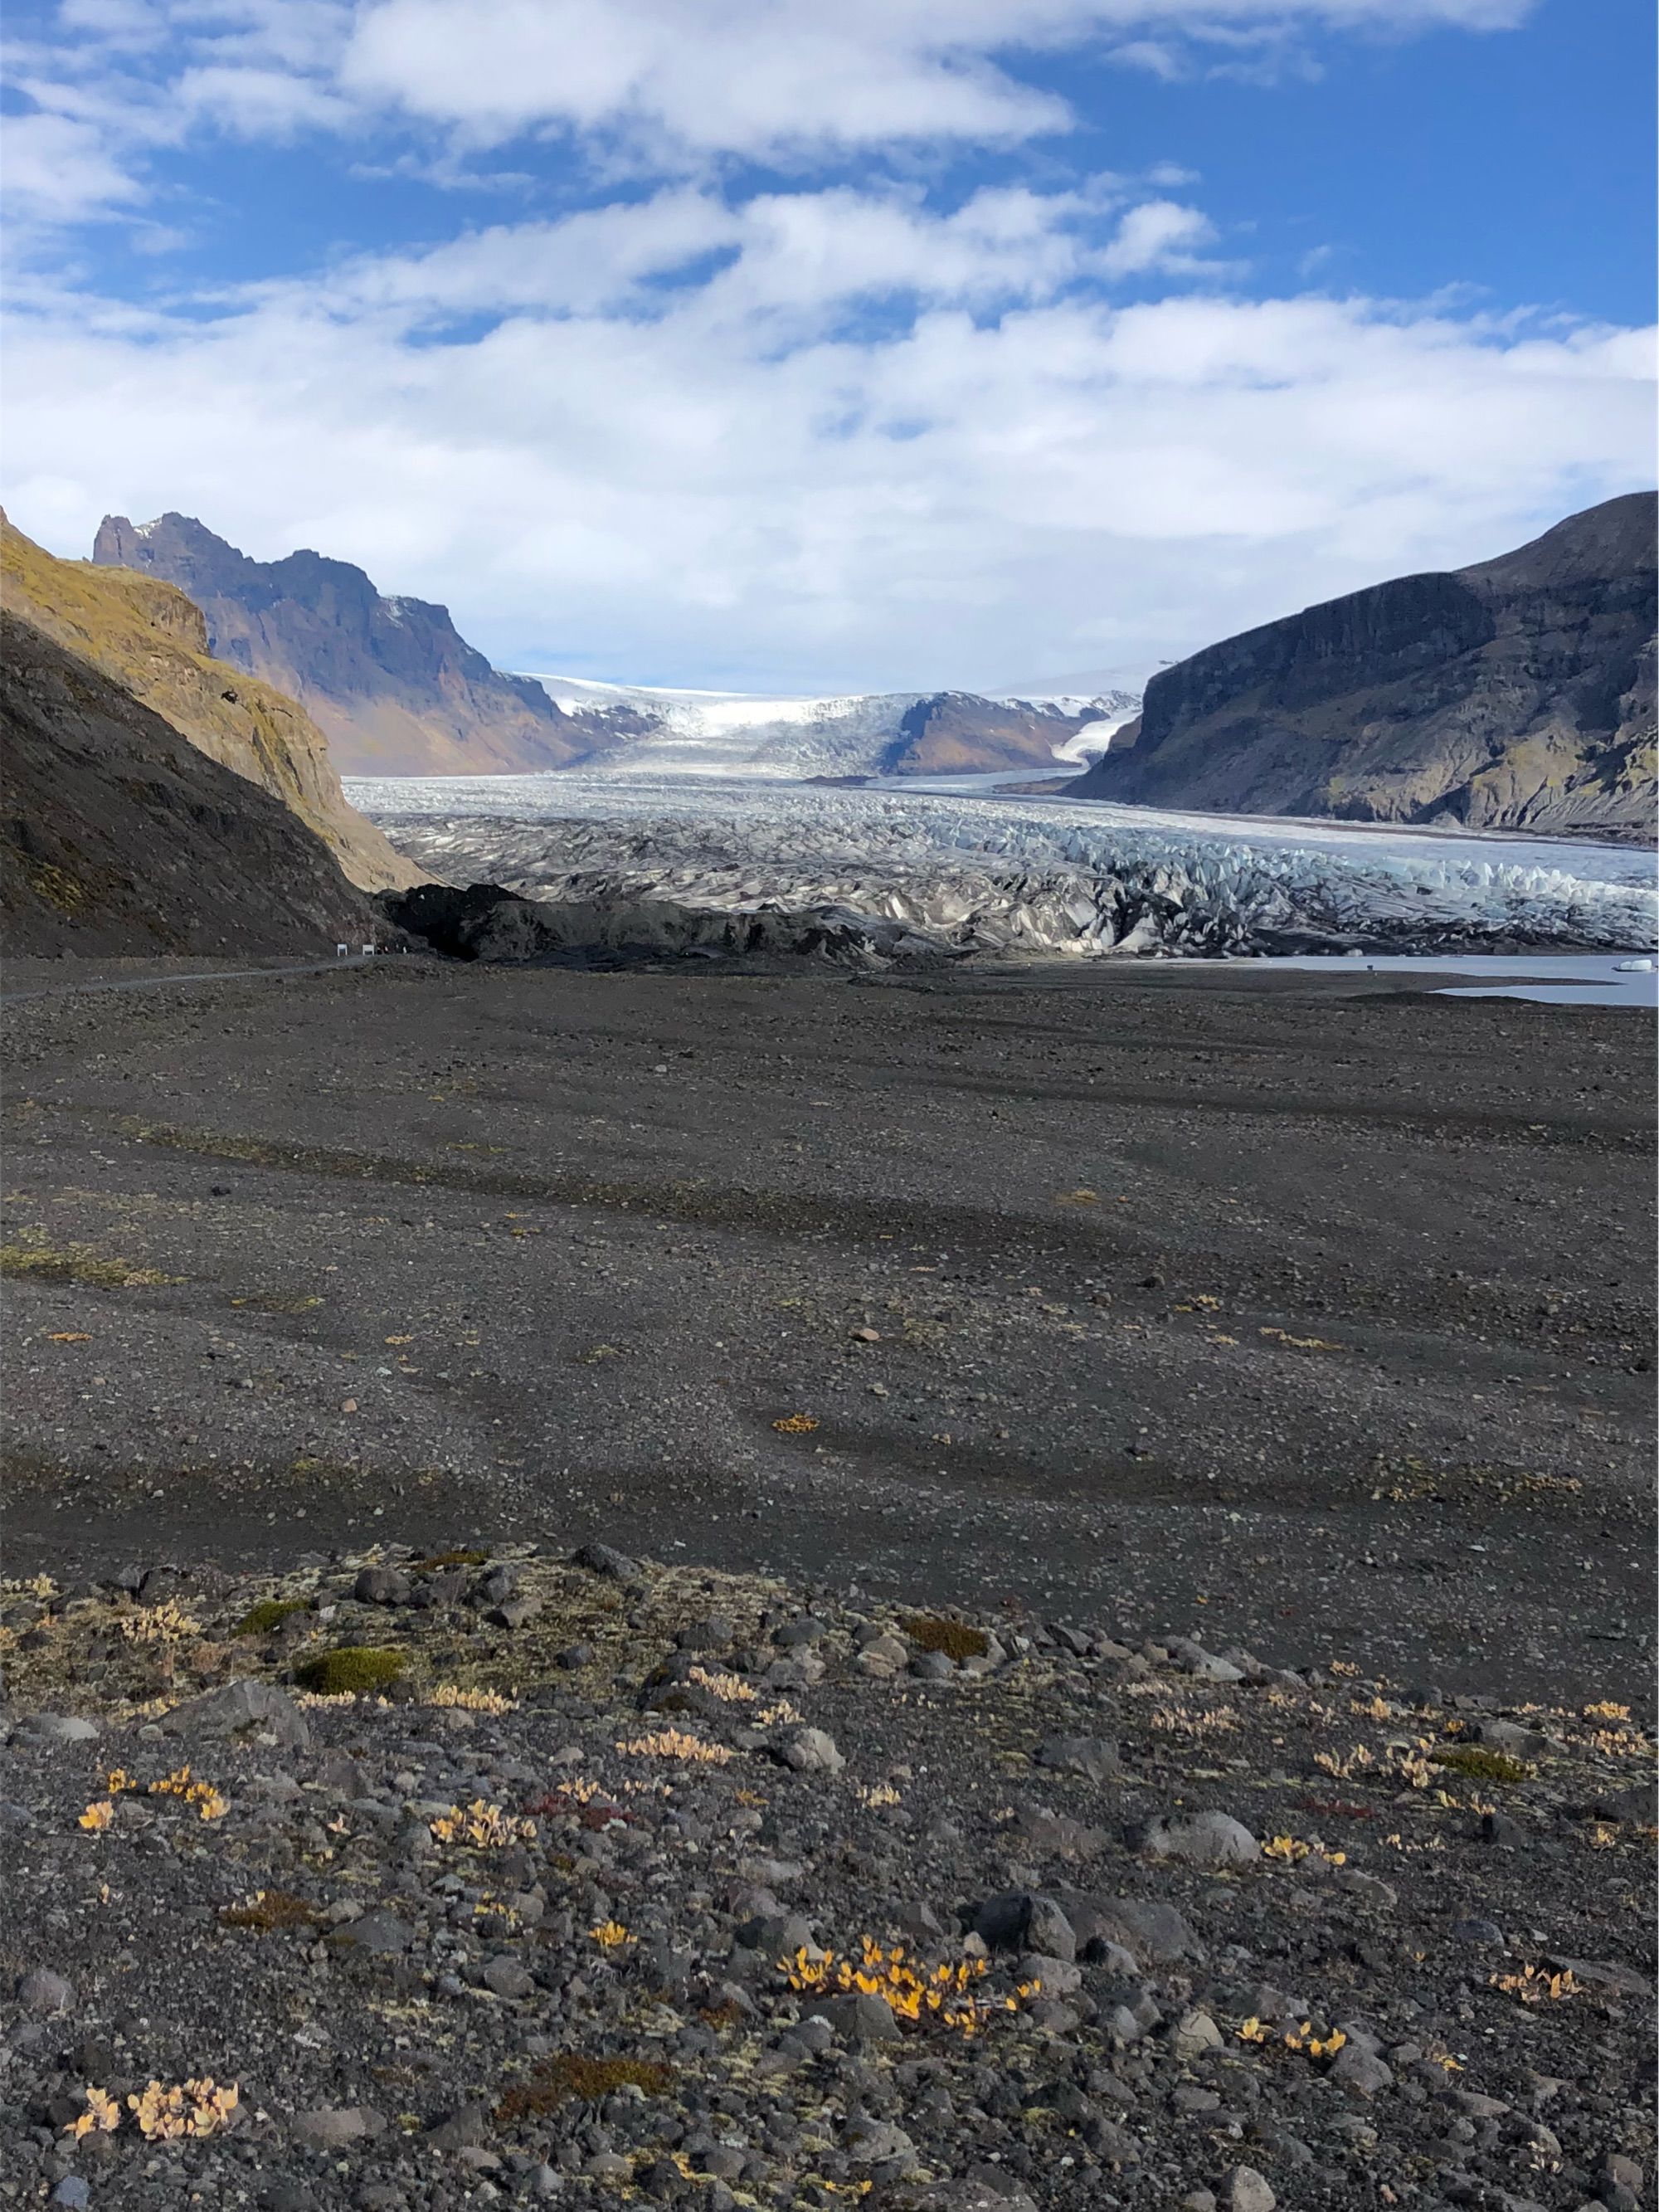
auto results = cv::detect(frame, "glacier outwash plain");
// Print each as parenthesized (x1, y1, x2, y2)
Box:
(350, 772, 1659, 963)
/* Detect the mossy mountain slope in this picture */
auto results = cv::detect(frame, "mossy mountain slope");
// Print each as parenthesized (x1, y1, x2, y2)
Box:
(2, 515, 422, 892)
(0, 610, 387, 954)
(1067, 494, 1657, 838)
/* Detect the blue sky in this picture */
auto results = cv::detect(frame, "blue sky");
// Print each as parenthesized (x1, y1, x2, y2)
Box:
(3, 0, 1654, 694)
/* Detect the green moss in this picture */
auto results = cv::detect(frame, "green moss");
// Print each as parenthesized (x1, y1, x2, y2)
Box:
(1430, 1746, 1532, 1784)
(901, 1614, 989, 1661)
(0, 1230, 181, 1289)
(233, 1597, 309, 1637)
(494, 2054, 672, 2124)
(294, 1645, 406, 1696)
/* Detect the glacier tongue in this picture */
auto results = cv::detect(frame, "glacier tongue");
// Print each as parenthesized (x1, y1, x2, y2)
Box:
(349, 772, 1658, 962)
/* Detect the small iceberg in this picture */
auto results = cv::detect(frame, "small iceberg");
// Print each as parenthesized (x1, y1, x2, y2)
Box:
(1613, 956, 1657, 972)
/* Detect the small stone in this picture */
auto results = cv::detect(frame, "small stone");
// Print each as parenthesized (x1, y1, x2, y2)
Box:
(972, 1891, 1077, 1961)
(556, 1644, 596, 1669)
(482, 1954, 533, 1998)
(1451, 1917, 1506, 1947)
(1036, 1735, 1121, 1783)
(778, 1727, 844, 1774)
(1221, 2166, 1276, 2212)
(844, 2117, 917, 2167)
(289, 2107, 387, 2151)
(910, 1651, 956, 1681)
(819, 1992, 902, 2044)
(1173, 2008, 1224, 2059)
(171, 1677, 311, 1750)
(424, 2102, 489, 2151)
(51, 2180, 91, 2210)
(1330, 2044, 1394, 2097)
(492, 1596, 541, 1630)
(22, 1713, 100, 1743)
(16, 1968, 74, 2015)
(354, 1566, 410, 1605)
(572, 1541, 638, 1580)
(1138, 1811, 1258, 1867)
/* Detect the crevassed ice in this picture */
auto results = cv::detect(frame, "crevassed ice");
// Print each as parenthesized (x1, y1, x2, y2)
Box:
(347, 772, 1659, 958)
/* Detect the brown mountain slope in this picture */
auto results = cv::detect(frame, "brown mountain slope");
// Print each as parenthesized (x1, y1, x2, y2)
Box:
(1, 611, 387, 954)
(93, 513, 633, 776)
(2, 515, 421, 890)
(1067, 494, 1657, 838)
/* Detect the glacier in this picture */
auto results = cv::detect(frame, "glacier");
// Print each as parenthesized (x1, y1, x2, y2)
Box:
(522, 674, 1137, 777)
(348, 771, 1659, 963)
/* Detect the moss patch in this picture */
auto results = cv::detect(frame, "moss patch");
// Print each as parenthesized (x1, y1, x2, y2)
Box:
(901, 1615, 989, 1662)
(294, 1646, 406, 1696)
(1431, 1746, 1534, 1784)
(233, 1598, 309, 1637)
(219, 1889, 323, 1932)
(494, 2054, 673, 2124)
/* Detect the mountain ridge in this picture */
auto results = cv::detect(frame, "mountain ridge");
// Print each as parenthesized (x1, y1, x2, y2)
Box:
(1063, 494, 1657, 838)
(93, 513, 638, 777)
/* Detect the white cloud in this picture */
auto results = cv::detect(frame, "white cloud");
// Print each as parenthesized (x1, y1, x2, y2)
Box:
(4, 201, 1648, 691)
(1098, 198, 1214, 275)
(0, 110, 146, 222)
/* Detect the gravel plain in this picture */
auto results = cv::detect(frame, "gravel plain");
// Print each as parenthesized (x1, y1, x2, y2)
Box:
(1, 951, 1654, 2210)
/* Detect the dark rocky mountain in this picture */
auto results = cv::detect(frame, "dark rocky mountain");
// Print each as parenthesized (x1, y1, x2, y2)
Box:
(1, 611, 385, 954)
(92, 514, 642, 777)
(882, 691, 1116, 774)
(1066, 494, 1657, 838)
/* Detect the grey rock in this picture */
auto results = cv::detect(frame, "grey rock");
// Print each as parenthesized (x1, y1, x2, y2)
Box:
(22, 1713, 100, 1742)
(492, 1596, 542, 1630)
(1138, 1810, 1258, 1867)
(1172, 2008, 1224, 2058)
(1451, 1916, 1506, 1947)
(289, 2107, 387, 2151)
(171, 1677, 311, 1750)
(424, 2102, 489, 2151)
(571, 1541, 638, 1579)
(909, 1651, 956, 1682)
(1060, 1892, 1200, 1963)
(482, 1953, 534, 1998)
(1330, 2044, 1394, 2097)
(1221, 2166, 1276, 2212)
(353, 1565, 410, 1605)
(844, 2117, 917, 2167)
(50, 2180, 90, 2210)
(1035, 1734, 1120, 1783)
(328, 1908, 415, 1955)
(972, 1891, 1076, 1961)
(777, 1727, 844, 1774)
(16, 1968, 74, 2015)
(819, 1992, 902, 2044)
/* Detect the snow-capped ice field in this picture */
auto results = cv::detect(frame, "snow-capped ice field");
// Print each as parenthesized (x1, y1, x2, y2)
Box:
(350, 770, 1659, 965)
(527, 675, 1137, 776)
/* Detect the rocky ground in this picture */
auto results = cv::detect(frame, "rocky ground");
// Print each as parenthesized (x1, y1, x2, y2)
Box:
(2, 1539, 1653, 2212)
(2, 952, 1654, 2208)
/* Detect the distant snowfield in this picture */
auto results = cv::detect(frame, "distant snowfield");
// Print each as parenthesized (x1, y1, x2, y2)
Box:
(527, 672, 1136, 776)
(351, 770, 1659, 961)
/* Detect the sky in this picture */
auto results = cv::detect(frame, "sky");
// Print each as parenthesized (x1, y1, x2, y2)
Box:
(2, 0, 1654, 695)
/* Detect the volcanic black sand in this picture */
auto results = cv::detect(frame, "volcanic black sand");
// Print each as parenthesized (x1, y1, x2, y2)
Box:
(5, 953, 1652, 1708)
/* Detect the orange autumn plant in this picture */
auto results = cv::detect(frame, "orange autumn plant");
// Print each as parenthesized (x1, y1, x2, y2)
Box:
(781, 1937, 1039, 2036)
